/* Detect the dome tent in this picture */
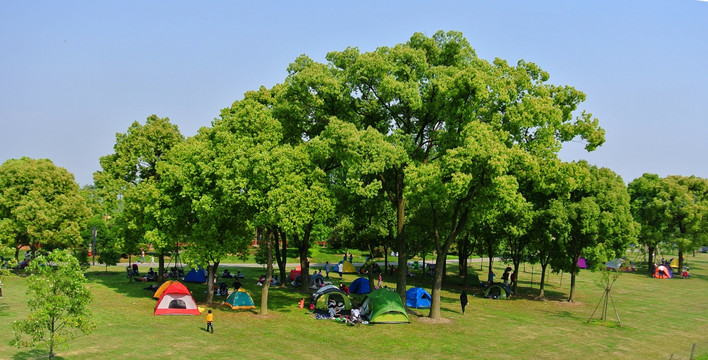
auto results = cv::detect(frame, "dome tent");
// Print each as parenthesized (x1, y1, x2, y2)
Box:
(406, 287, 432, 309)
(223, 288, 256, 310)
(349, 277, 371, 294)
(154, 281, 200, 315)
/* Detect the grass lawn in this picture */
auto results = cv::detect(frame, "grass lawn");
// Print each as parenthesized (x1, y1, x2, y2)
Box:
(1, 252, 707, 359)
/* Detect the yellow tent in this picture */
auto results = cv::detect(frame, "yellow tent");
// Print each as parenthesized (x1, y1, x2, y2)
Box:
(670, 258, 680, 269)
(153, 280, 174, 299)
(342, 261, 357, 274)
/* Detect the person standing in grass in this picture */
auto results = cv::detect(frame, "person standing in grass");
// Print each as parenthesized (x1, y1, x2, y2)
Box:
(206, 310, 214, 334)
(460, 291, 468, 314)
(325, 261, 330, 279)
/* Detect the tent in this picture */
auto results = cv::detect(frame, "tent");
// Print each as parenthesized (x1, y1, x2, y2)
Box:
(289, 265, 302, 281)
(223, 288, 256, 310)
(154, 281, 201, 315)
(653, 265, 673, 279)
(340, 261, 357, 274)
(670, 258, 679, 269)
(577, 257, 587, 269)
(311, 285, 352, 313)
(349, 277, 371, 294)
(406, 287, 432, 309)
(183, 267, 207, 283)
(153, 280, 174, 299)
(362, 289, 409, 324)
(294, 273, 326, 288)
(605, 258, 622, 271)
(483, 284, 513, 299)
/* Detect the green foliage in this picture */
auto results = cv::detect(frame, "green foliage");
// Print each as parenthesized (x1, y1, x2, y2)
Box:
(11, 249, 95, 359)
(0, 157, 90, 253)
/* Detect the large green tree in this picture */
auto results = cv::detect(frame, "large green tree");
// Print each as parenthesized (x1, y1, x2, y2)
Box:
(660, 175, 708, 272)
(274, 30, 605, 308)
(94, 115, 184, 277)
(12, 250, 95, 359)
(628, 173, 669, 273)
(0, 157, 90, 259)
(549, 162, 638, 302)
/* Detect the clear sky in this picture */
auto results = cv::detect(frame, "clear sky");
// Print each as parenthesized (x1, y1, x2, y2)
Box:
(2, 1, 706, 186)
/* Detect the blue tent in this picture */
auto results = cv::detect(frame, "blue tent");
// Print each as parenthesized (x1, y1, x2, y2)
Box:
(349, 277, 371, 294)
(183, 267, 207, 283)
(406, 287, 432, 309)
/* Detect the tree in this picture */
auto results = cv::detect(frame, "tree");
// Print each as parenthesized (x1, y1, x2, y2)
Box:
(94, 114, 184, 278)
(12, 249, 95, 359)
(628, 173, 669, 273)
(0, 157, 90, 259)
(660, 175, 708, 272)
(157, 129, 252, 306)
(549, 162, 638, 302)
(278, 30, 605, 308)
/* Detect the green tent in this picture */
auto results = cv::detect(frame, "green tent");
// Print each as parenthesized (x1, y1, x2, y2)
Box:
(223, 288, 255, 310)
(362, 289, 410, 324)
(312, 285, 352, 313)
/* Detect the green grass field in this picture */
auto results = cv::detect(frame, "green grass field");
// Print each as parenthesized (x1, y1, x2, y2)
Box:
(2, 252, 707, 360)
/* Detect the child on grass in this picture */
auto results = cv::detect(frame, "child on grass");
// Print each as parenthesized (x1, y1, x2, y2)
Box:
(206, 310, 214, 334)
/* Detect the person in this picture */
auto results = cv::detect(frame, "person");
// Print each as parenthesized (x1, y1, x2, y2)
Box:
(147, 267, 156, 281)
(257, 275, 266, 286)
(325, 261, 330, 279)
(460, 291, 468, 314)
(298, 298, 305, 309)
(140, 249, 145, 263)
(338, 262, 343, 279)
(377, 273, 382, 288)
(510, 271, 517, 285)
(339, 283, 349, 295)
(237, 271, 244, 279)
(350, 306, 361, 324)
(349, 253, 353, 263)
(221, 269, 232, 278)
(488, 270, 495, 285)
(132, 263, 139, 276)
(170, 267, 178, 279)
(343, 253, 347, 262)
(682, 267, 690, 278)
(206, 310, 214, 334)
(233, 278, 242, 291)
(502, 266, 511, 286)
(328, 298, 337, 318)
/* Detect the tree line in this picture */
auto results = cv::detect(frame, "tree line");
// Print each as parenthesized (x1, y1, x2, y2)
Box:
(2, 31, 707, 320)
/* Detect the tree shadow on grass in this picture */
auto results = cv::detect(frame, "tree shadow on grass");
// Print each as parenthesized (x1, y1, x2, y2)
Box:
(85, 270, 157, 299)
(12, 348, 66, 360)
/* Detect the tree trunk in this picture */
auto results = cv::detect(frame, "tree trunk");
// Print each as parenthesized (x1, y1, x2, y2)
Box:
(274, 229, 288, 285)
(395, 198, 408, 306)
(429, 249, 449, 320)
(260, 231, 273, 315)
(538, 263, 548, 298)
(512, 261, 520, 293)
(158, 249, 165, 280)
(206, 262, 219, 305)
(384, 246, 388, 273)
(678, 248, 684, 274)
(298, 240, 309, 292)
(647, 245, 656, 275)
(568, 271, 577, 302)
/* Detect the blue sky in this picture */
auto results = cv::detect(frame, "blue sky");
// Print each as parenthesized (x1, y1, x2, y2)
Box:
(1, 1, 706, 186)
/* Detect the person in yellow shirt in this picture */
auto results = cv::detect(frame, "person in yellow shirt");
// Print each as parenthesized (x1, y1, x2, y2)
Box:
(206, 310, 214, 333)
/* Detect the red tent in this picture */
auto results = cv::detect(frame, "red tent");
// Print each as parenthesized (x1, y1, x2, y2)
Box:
(289, 265, 302, 281)
(653, 265, 673, 279)
(154, 281, 201, 315)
